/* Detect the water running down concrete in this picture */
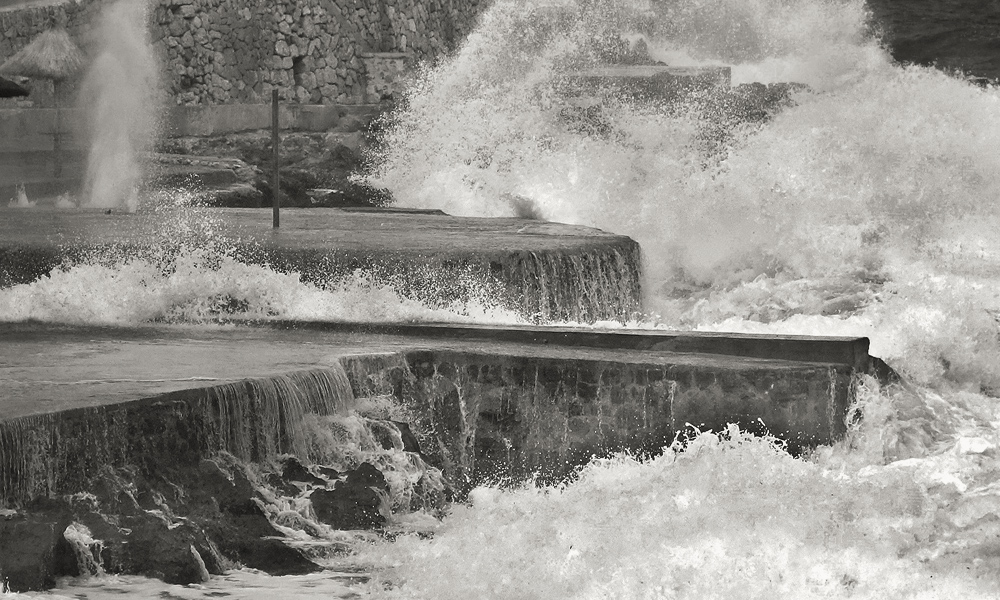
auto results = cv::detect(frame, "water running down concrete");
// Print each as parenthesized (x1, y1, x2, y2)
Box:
(0, 206, 641, 323)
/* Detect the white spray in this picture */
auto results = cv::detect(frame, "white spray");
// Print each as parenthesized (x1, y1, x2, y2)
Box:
(79, 0, 159, 211)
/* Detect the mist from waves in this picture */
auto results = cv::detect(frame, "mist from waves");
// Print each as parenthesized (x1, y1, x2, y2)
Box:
(0, 245, 523, 326)
(366, 0, 1000, 392)
(78, 0, 159, 212)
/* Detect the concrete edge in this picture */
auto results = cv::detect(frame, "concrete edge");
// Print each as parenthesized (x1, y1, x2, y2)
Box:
(246, 320, 873, 372)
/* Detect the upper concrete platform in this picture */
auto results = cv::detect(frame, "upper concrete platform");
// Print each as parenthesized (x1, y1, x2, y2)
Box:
(0, 206, 642, 322)
(0, 206, 626, 254)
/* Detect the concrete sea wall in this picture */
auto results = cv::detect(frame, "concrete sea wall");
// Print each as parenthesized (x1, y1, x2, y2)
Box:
(0, 207, 644, 323)
(1, 348, 858, 508)
(346, 349, 855, 488)
(0, 339, 864, 590)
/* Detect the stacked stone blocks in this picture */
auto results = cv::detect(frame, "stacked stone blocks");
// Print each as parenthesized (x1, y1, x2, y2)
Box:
(0, 0, 484, 107)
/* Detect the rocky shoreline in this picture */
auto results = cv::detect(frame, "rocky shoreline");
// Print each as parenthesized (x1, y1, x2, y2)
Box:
(1, 423, 445, 591)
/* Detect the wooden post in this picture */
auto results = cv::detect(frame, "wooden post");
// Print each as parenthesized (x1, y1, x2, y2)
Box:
(271, 89, 280, 228)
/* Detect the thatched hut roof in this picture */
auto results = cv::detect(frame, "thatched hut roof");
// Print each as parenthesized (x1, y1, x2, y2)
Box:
(0, 76, 28, 98)
(0, 28, 83, 82)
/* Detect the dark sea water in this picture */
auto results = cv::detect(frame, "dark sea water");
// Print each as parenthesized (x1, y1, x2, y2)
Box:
(869, 0, 1000, 80)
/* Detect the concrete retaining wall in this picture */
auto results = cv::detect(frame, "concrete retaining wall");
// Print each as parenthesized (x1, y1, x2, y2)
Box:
(0, 346, 857, 507)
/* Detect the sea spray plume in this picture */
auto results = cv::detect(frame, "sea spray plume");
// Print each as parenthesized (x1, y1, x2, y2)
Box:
(366, 0, 889, 286)
(79, 0, 160, 211)
(358, 425, 1000, 599)
(371, 0, 1000, 391)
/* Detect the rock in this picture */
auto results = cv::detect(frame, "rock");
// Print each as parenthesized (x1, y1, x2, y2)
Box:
(392, 420, 422, 454)
(265, 472, 303, 497)
(316, 465, 341, 479)
(310, 462, 389, 529)
(196, 458, 256, 513)
(119, 514, 220, 584)
(324, 130, 365, 155)
(369, 420, 399, 450)
(205, 511, 321, 576)
(0, 511, 74, 591)
(281, 456, 327, 486)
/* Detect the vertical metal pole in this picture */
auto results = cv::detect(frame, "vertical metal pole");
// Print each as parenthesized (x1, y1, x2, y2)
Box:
(271, 89, 280, 228)
(53, 81, 61, 179)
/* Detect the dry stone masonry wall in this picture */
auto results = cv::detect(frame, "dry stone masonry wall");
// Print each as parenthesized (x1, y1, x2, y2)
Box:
(0, 0, 486, 106)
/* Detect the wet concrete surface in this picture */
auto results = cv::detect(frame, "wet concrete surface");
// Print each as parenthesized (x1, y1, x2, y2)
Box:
(0, 321, 863, 421)
(0, 206, 628, 253)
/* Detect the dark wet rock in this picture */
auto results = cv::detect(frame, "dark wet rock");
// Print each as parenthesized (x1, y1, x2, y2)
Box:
(362, 420, 424, 454)
(316, 465, 342, 479)
(310, 462, 389, 530)
(116, 515, 219, 584)
(392, 420, 422, 454)
(265, 472, 303, 497)
(194, 458, 258, 513)
(281, 456, 327, 486)
(0, 457, 324, 590)
(324, 130, 366, 159)
(369, 420, 400, 450)
(0, 509, 74, 592)
(202, 506, 320, 576)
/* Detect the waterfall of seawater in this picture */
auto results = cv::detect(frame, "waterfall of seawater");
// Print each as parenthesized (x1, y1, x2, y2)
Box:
(0, 365, 357, 506)
(78, 0, 159, 211)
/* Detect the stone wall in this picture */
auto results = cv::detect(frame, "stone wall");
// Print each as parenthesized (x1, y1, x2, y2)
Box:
(0, 0, 486, 107)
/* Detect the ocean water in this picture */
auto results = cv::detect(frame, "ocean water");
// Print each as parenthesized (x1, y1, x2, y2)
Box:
(6, 0, 1000, 598)
(869, 0, 1000, 80)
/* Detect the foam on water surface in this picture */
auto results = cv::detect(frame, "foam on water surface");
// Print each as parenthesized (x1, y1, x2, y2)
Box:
(0, 247, 524, 325)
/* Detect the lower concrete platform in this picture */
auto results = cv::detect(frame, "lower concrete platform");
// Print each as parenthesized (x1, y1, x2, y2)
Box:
(0, 321, 871, 506)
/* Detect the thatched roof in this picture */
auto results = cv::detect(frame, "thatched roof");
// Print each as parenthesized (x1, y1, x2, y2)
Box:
(0, 28, 83, 81)
(0, 76, 28, 98)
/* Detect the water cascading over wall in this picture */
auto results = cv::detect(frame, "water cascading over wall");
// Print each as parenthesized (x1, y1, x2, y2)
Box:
(0, 343, 857, 507)
(252, 243, 644, 323)
(0, 213, 643, 324)
(0, 366, 356, 507)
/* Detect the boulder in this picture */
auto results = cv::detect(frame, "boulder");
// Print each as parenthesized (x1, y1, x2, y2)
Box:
(310, 462, 389, 529)
(280, 456, 327, 486)
(117, 515, 220, 584)
(0, 511, 74, 592)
